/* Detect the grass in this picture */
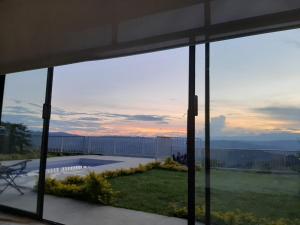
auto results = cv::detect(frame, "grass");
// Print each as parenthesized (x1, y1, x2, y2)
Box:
(110, 169, 300, 220)
(110, 169, 187, 215)
(208, 170, 300, 219)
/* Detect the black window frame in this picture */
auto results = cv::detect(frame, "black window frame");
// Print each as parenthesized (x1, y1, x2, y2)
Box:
(0, 68, 56, 224)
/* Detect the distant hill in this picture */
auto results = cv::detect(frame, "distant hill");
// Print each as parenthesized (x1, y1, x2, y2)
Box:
(49, 132, 79, 137)
(30, 131, 79, 137)
(211, 140, 300, 151)
(210, 132, 300, 141)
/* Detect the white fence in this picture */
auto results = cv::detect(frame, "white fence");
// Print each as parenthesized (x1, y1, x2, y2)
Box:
(31, 135, 300, 171)
(208, 148, 300, 171)
(31, 136, 201, 159)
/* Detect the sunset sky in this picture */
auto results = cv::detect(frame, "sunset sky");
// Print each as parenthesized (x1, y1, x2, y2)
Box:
(2, 28, 300, 138)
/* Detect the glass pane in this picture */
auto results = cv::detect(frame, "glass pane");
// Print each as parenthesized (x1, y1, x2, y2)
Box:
(43, 48, 189, 225)
(0, 69, 47, 213)
(211, 29, 300, 225)
(196, 44, 205, 223)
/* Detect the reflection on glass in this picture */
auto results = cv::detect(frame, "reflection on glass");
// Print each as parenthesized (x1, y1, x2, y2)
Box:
(0, 69, 47, 213)
(211, 29, 300, 225)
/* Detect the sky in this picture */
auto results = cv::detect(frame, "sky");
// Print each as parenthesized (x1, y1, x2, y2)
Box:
(2, 28, 300, 139)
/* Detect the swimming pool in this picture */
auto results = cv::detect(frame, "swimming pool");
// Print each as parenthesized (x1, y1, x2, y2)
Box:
(25, 158, 121, 173)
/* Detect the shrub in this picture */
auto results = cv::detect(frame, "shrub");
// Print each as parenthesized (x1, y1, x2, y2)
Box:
(169, 204, 300, 225)
(159, 157, 188, 172)
(83, 172, 118, 204)
(101, 164, 153, 178)
(44, 173, 118, 204)
(168, 203, 188, 218)
(100, 159, 189, 180)
(160, 157, 201, 172)
(44, 177, 83, 199)
(63, 175, 85, 185)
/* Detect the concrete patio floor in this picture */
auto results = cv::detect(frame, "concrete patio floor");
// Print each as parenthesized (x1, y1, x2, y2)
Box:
(44, 195, 200, 225)
(0, 193, 201, 225)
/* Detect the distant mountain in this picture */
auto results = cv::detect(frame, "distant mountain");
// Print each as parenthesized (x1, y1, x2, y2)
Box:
(211, 132, 300, 141)
(211, 140, 300, 151)
(49, 132, 79, 137)
(30, 131, 79, 137)
(207, 132, 300, 151)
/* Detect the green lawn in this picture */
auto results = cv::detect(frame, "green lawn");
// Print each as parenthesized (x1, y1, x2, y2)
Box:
(110, 169, 300, 220)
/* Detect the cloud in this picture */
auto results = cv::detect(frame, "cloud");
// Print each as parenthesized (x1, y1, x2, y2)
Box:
(12, 99, 22, 104)
(211, 115, 226, 135)
(3, 106, 39, 115)
(2, 100, 171, 134)
(49, 111, 170, 133)
(78, 117, 101, 121)
(28, 102, 42, 108)
(101, 112, 169, 124)
(254, 106, 300, 121)
(50, 119, 103, 132)
(1, 114, 43, 130)
(51, 108, 87, 117)
(120, 114, 168, 123)
(51, 108, 169, 124)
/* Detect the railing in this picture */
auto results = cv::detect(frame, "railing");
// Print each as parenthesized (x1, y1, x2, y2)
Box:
(208, 148, 300, 172)
(30, 135, 300, 171)
(35, 136, 198, 159)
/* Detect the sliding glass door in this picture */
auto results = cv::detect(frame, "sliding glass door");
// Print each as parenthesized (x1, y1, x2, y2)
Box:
(209, 29, 300, 225)
(0, 69, 48, 214)
(43, 48, 190, 225)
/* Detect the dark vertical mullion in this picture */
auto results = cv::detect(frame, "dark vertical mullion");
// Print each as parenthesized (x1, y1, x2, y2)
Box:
(204, 43, 211, 225)
(204, 0, 211, 224)
(187, 45, 196, 225)
(37, 67, 54, 218)
(0, 75, 6, 123)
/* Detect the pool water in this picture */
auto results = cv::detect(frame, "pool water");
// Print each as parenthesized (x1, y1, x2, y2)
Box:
(25, 158, 121, 173)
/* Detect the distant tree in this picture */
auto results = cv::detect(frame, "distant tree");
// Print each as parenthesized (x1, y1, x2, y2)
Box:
(0, 122, 32, 153)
